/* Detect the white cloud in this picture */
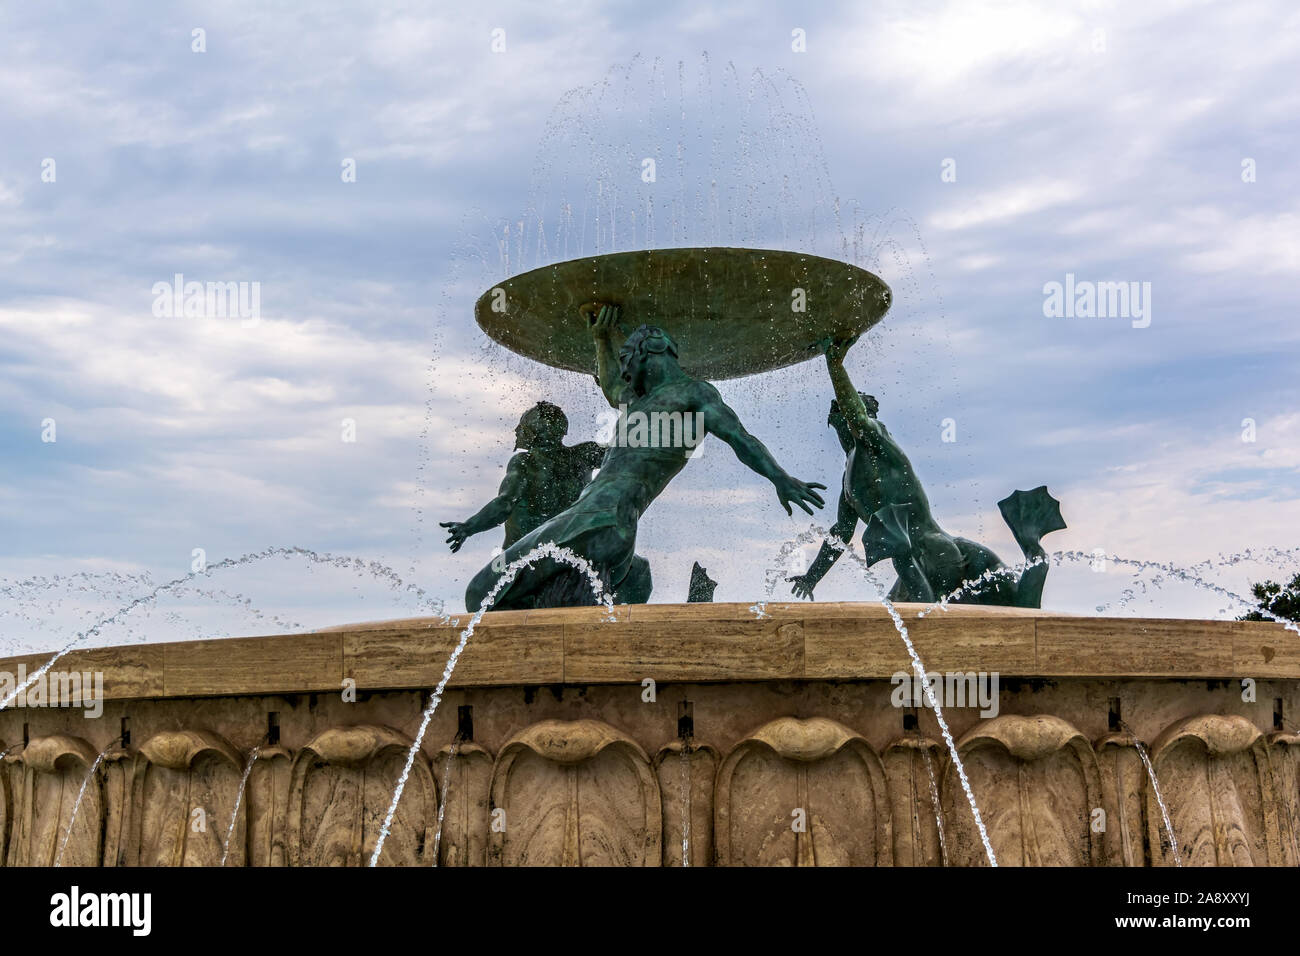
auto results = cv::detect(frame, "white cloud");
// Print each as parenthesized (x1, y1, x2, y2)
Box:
(930, 180, 1083, 231)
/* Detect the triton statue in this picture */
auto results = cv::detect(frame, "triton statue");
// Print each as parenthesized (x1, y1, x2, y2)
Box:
(461, 304, 826, 612)
(440, 401, 605, 552)
(789, 336, 1065, 607)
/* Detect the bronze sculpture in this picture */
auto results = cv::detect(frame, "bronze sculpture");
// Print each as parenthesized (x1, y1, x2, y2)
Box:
(458, 247, 1063, 610)
(460, 305, 826, 612)
(788, 336, 1065, 606)
(440, 401, 605, 554)
(474, 247, 892, 381)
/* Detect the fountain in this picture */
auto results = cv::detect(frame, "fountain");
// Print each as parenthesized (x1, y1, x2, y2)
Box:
(1, 55, 1297, 871)
(3, 236, 1296, 867)
(2, 221, 1296, 869)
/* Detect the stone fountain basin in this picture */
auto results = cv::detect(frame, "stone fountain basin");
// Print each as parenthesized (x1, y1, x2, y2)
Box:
(474, 247, 892, 380)
(1, 603, 1296, 866)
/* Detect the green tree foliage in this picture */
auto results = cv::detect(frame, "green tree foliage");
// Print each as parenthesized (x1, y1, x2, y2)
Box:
(1239, 570, 1300, 623)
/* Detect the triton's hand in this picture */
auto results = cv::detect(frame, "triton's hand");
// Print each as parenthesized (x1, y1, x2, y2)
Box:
(584, 302, 621, 340)
(787, 573, 816, 601)
(439, 521, 471, 553)
(823, 334, 861, 365)
(774, 476, 827, 516)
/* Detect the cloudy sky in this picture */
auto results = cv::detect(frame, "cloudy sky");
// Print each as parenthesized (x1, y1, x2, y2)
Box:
(1, 0, 1297, 651)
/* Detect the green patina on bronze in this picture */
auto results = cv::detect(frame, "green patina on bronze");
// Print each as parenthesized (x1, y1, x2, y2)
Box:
(460, 299, 827, 612)
(788, 336, 1066, 607)
(440, 401, 606, 550)
(455, 247, 1063, 611)
(687, 561, 718, 603)
(474, 247, 892, 381)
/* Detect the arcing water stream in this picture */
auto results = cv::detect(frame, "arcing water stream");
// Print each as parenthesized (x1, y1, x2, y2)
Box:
(368, 542, 615, 867)
(221, 746, 261, 867)
(0, 546, 449, 713)
(54, 743, 113, 867)
(753, 524, 999, 866)
(1124, 723, 1183, 867)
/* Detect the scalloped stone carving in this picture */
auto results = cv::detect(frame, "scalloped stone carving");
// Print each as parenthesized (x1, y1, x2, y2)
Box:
(127, 729, 246, 866)
(245, 746, 292, 867)
(1095, 732, 1149, 867)
(6, 734, 102, 867)
(1268, 731, 1300, 867)
(288, 725, 436, 866)
(716, 717, 892, 866)
(0, 743, 17, 865)
(99, 749, 134, 867)
(945, 715, 1102, 866)
(1148, 715, 1285, 866)
(488, 719, 660, 866)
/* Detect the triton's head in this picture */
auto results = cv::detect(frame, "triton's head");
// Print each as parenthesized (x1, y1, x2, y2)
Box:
(515, 401, 568, 449)
(618, 324, 681, 395)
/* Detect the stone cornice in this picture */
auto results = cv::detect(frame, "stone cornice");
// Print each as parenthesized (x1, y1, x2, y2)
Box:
(1, 602, 1294, 703)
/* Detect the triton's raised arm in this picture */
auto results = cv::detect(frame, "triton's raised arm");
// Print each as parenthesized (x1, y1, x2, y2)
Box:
(823, 336, 882, 443)
(585, 303, 629, 408)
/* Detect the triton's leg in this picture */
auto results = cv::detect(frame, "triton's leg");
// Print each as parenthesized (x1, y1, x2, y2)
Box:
(862, 504, 913, 566)
(533, 560, 602, 608)
(614, 554, 653, 604)
(890, 554, 937, 603)
(949, 538, 1012, 605)
(863, 504, 939, 602)
(463, 525, 570, 613)
(466, 559, 520, 613)
(465, 543, 541, 613)
(524, 526, 633, 609)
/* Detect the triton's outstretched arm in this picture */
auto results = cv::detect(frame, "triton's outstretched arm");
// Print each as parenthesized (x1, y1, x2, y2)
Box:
(789, 494, 859, 599)
(824, 336, 882, 443)
(440, 454, 525, 552)
(698, 382, 827, 516)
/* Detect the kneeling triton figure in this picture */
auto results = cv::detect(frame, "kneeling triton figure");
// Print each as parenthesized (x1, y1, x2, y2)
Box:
(789, 335, 1065, 607)
(462, 303, 826, 612)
